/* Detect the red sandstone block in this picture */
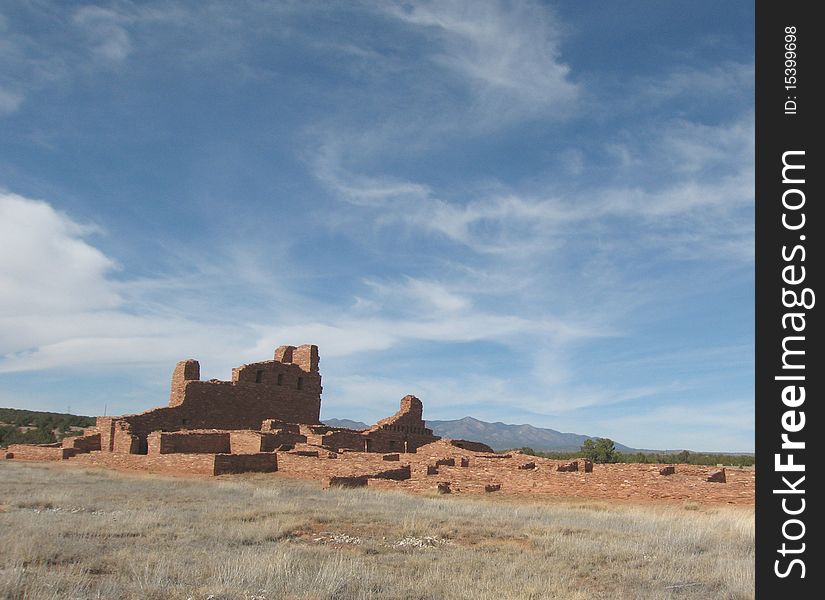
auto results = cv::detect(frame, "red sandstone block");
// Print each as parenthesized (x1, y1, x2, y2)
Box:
(448, 439, 494, 453)
(5, 444, 74, 461)
(290, 450, 320, 457)
(372, 465, 411, 481)
(518, 462, 536, 470)
(62, 433, 101, 453)
(214, 453, 278, 475)
(707, 468, 726, 483)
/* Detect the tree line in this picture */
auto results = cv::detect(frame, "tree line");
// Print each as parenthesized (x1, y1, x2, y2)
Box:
(515, 437, 754, 467)
(0, 408, 95, 447)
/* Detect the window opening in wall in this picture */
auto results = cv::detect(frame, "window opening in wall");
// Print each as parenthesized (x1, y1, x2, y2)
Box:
(297, 377, 303, 390)
(255, 370, 263, 383)
(277, 373, 283, 386)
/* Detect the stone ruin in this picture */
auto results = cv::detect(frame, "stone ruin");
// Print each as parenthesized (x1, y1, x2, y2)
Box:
(4, 344, 484, 476)
(4, 344, 748, 504)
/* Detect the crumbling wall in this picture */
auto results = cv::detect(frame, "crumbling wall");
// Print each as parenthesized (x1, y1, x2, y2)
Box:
(104, 345, 323, 452)
(362, 395, 440, 453)
(97, 417, 115, 452)
(368, 395, 430, 434)
(147, 431, 231, 454)
(5, 444, 74, 461)
(448, 439, 494, 453)
(214, 453, 277, 475)
(112, 421, 139, 454)
(69, 451, 277, 476)
(61, 433, 102, 453)
(169, 359, 200, 407)
(318, 430, 367, 452)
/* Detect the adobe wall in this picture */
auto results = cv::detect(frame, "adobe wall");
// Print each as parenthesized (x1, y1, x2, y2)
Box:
(104, 345, 323, 451)
(276, 449, 407, 482)
(368, 432, 438, 453)
(363, 395, 439, 452)
(147, 431, 231, 454)
(214, 453, 278, 475)
(448, 439, 494, 453)
(368, 395, 432, 434)
(68, 451, 277, 476)
(318, 429, 367, 452)
(95, 417, 138, 454)
(5, 444, 74, 461)
(61, 433, 102, 453)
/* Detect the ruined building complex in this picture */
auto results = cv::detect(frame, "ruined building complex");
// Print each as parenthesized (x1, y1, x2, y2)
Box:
(5, 344, 468, 475)
(4, 344, 751, 504)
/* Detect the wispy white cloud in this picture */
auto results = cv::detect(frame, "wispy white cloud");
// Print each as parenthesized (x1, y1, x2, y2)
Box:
(315, 111, 754, 262)
(0, 87, 24, 115)
(384, 0, 579, 124)
(0, 192, 607, 377)
(72, 6, 133, 63)
(648, 62, 754, 105)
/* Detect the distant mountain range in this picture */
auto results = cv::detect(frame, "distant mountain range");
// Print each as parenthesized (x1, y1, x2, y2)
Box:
(323, 416, 637, 452)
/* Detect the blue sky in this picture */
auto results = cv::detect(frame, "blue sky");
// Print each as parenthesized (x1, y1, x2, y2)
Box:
(0, 1, 754, 451)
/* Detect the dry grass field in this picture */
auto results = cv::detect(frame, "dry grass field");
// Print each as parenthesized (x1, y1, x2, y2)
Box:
(0, 461, 753, 600)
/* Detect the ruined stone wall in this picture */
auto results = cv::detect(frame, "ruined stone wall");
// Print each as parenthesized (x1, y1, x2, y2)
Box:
(112, 421, 139, 454)
(105, 345, 322, 452)
(363, 431, 438, 453)
(147, 431, 231, 454)
(229, 431, 267, 454)
(5, 444, 74, 461)
(168, 359, 200, 407)
(97, 417, 115, 452)
(214, 453, 277, 475)
(318, 430, 367, 452)
(61, 433, 102, 453)
(68, 451, 277, 476)
(368, 395, 432, 434)
(447, 439, 494, 453)
(276, 450, 407, 482)
(362, 395, 439, 452)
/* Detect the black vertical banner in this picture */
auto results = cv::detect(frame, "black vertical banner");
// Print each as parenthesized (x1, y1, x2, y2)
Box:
(755, 1, 821, 597)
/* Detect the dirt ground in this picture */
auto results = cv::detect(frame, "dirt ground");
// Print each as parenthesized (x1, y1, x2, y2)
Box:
(285, 440, 754, 506)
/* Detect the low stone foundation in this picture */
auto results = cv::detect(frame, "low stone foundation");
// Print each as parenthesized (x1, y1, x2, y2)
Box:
(5, 444, 75, 461)
(69, 451, 277, 476)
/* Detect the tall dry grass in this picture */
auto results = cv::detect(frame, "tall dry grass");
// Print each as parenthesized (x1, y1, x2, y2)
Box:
(0, 461, 753, 599)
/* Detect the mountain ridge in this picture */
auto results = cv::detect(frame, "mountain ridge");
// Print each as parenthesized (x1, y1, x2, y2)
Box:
(323, 415, 637, 452)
